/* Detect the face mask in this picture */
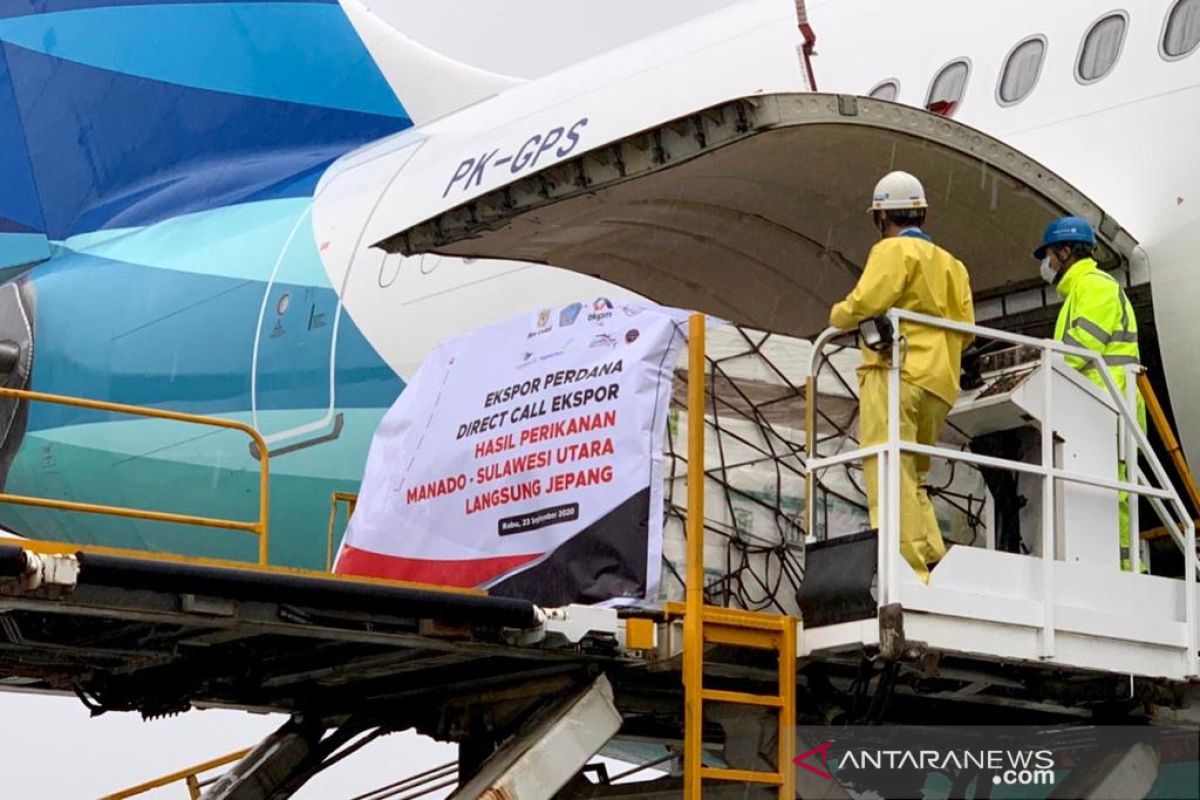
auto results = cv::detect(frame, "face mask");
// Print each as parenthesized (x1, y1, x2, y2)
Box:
(1039, 256, 1057, 285)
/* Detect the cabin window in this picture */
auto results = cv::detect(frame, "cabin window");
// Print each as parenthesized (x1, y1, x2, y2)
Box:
(1162, 0, 1200, 58)
(868, 80, 899, 101)
(997, 36, 1046, 105)
(1077, 12, 1128, 82)
(926, 59, 969, 116)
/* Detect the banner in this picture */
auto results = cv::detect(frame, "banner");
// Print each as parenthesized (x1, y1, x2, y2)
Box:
(335, 299, 692, 606)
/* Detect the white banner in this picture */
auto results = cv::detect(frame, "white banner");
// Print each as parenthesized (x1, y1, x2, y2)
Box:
(335, 299, 691, 606)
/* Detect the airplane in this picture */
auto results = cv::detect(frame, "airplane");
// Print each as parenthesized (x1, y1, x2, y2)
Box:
(0, 0, 809, 569)
(0, 0, 1196, 576)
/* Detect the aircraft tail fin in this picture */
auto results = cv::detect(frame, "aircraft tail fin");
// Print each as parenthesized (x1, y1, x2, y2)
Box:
(339, 0, 525, 125)
(0, 45, 49, 274)
(0, 0, 410, 241)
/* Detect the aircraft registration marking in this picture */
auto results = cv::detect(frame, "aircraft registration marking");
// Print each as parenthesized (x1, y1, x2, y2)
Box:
(442, 117, 589, 198)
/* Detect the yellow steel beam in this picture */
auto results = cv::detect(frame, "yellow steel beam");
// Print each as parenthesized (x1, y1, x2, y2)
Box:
(805, 374, 816, 538)
(327, 491, 361, 569)
(777, 616, 797, 799)
(701, 688, 783, 708)
(701, 767, 784, 785)
(702, 624, 780, 650)
(0, 386, 271, 565)
(327, 495, 340, 571)
(625, 617, 657, 650)
(664, 602, 791, 629)
(683, 313, 706, 800)
(701, 605, 791, 630)
(98, 747, 250, 800)
(1141, 521, 1200, 541)
(1138, 371, 1200, 516)
(332, 491, 359, 512)
(0, 492, 259, 533)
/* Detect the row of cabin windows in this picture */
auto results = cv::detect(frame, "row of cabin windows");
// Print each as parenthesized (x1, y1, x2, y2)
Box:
(868, 0, 1200, 114)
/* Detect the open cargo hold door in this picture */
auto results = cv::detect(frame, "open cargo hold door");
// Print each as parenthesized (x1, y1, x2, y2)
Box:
(374, 93, 1136, 337)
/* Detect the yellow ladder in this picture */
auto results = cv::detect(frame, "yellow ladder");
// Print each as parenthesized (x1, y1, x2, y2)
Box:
(679, 314, 796, 798)
(671, 602, 797, 797)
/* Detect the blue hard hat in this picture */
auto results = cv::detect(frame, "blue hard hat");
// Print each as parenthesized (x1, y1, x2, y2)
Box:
(1034, 216, 1096, 259)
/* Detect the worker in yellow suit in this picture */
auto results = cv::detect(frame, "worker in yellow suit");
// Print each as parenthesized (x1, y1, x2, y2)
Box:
(830, 171, 975, 582)
(1034, 216, 1145, 571)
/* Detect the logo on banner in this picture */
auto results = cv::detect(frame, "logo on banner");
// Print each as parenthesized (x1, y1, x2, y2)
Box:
(559, 303, 583, 326)
(528, 308, 553, 338)
(588, 297, 614, 322)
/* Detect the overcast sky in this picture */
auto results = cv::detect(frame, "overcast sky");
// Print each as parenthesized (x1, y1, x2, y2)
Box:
(0, 2, 742, 797)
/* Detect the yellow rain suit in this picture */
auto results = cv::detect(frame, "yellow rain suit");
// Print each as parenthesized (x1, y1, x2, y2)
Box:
(830, 230, 974, 582)
(1053, 258, 1145, 570)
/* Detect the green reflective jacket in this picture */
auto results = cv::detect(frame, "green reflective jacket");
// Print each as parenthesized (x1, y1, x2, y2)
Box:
(1053, 258, 1141, 399)
(1054, 258, 1145, 569)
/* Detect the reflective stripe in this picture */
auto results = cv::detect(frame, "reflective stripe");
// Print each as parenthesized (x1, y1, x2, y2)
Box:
(1055, 262, 1142, 377)
(1084, 270, 1131, 330)
(1071, 317, 1112, 344)
(1061, 332, 1089, 350)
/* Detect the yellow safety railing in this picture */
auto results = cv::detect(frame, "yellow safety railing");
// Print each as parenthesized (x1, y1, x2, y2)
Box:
(1136, 371, 1200, 543)
(99, 747, 250, 799)
(0, 387, 271, 566)
(327, 491, 358, 570)
(1138, 371, 1200, 516)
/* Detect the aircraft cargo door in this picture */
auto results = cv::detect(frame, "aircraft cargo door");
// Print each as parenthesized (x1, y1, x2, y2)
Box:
(251, 204, 343, 458)
(371, 93, 1134, 337)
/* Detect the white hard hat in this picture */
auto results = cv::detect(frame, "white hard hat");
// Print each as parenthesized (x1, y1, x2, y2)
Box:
(868, 170, 928, 212)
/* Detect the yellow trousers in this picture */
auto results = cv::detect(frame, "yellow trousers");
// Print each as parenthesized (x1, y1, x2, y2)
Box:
(859, 369, 951, 583)
(1118, 462, 1148, 572)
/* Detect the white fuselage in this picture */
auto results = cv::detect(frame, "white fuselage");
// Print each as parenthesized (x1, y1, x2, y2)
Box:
(810, 0, 1200, 458)
(317, 0, 1200, 462)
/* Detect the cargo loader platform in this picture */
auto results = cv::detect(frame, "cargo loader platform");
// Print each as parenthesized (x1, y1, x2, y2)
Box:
(0, 543, 622, 720)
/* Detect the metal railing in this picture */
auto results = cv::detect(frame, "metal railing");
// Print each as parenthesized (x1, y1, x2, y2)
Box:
(327, 491, 359, 570)
(98, 747, 250, 799)
(0, 387, 271, 565)
(804, 309, 1199, 675)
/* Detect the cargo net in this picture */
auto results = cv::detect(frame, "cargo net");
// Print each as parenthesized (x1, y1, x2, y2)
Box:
(658, 326, 989, 613)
